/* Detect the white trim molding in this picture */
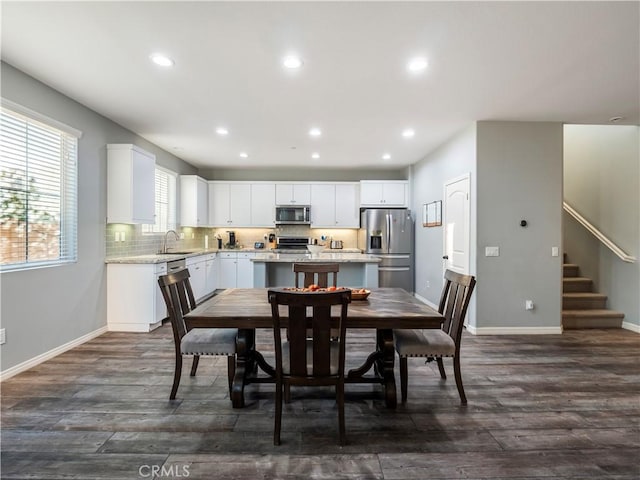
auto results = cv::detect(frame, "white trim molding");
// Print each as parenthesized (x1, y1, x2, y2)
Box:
(466, 325, 563, 335)
(413, 292, 439, 310)
(622, 321, 640, 334)
(0, 326, 107, 382)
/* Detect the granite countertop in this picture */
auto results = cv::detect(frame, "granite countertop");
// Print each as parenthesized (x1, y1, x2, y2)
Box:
(106, 247, 364, 264)
(251, 252, 381, 263)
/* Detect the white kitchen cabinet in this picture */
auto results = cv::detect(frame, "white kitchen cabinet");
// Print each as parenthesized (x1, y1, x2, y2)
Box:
(236, 252, 255, 288)
(180, 175, 208, 227)
(250, 183, 276, 226)
(310, 183, 360, 228)
(275, 183, 311, 205)
(186, 254, 207, 300)
(107, 262, 166, 332)
(208, 182, 251, 226)
(107, 144, 155, 224)
(205, 253, 217, 293)
(360, 181, 408, 207)
(218, 252, 238, 288)
(217, 251, 255, 288)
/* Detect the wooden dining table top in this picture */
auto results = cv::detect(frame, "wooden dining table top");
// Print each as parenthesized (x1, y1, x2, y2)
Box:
(184, 287, 443, 330)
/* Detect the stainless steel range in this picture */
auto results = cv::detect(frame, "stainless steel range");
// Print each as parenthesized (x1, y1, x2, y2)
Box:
(273, 236, 311, 253)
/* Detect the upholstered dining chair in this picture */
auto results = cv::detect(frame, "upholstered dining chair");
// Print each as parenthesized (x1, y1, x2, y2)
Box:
(268, 288, 352, 446)
(393, 269, 476, 405)
(293, 263, 339, 288)
(158, 269, 237, 400)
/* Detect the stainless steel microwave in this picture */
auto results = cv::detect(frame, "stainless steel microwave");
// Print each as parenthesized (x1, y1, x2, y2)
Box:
(275, 205, 311, 225)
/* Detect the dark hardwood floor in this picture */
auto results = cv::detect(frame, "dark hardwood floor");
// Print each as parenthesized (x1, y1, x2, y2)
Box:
(2, 325, 639, 479)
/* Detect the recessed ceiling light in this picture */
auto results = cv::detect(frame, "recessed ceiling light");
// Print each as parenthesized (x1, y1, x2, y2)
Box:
(407, 57, 428, 73)
(311, 153, 320, 159)
(402, 128, 415, 138)
(309, 128, 322, 137)
(216, 127, 229, 136)
(283, 55, 303, 69)
(239, 152, 248, 158)
(149, 53, 174, 67)
(382, 153, 391, 160)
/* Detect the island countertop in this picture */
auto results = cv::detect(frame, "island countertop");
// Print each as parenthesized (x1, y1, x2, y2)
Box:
(251, 253, 381, 263)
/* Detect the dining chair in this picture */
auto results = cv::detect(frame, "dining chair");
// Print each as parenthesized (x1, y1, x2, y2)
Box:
(158, 268, 237, 400)
(268, 288, 352, 446)
(293, 263, 339, 288)
(393, 269, 476, 405)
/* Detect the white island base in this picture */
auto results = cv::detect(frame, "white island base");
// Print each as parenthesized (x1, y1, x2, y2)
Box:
(252, 253, 380, 288)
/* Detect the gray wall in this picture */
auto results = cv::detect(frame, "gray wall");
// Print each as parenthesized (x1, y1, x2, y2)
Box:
(199, 167, 408, 181)
(563, 125, 639, 327)
(410, 125, 477, 324)
(476, 121, 564, 330)
(0, 62, 196, 372)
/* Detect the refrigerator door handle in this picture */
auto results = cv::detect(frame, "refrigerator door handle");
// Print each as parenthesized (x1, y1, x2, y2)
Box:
(386, 213, 391, 252)
(379, 267, 411, 271)
(377, 254, 411, 259)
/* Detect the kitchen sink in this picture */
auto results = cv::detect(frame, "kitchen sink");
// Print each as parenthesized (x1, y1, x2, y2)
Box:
(157, 251, 196, 255)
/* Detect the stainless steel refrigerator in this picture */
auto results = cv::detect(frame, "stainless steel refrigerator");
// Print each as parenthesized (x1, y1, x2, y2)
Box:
(360, 209, 414, 293)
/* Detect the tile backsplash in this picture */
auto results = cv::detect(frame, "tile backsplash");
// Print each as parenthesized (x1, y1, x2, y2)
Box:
(106, 224, 360, 257)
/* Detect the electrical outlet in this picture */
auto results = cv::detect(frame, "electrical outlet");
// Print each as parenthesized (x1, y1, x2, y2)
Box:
(485, 246, 500, 257)
(180, 233, 185, 239)
(426, 280, 430, 288)
(191, 233, 195, 239)
(0, 328, 6, 345)
(114, 232, 121, 242)
(120, 231, 126, 242)
(551, 246, 559, 257)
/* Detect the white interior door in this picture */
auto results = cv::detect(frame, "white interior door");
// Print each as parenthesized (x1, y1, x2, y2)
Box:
(443, 174, 470, 275)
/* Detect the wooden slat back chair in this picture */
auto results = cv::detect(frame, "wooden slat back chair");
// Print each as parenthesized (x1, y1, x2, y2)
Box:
(393, 270, 476, 405)
(293, 263, 339, 288)
(158, 269, 237, 400)
(268, 288, 351, 446)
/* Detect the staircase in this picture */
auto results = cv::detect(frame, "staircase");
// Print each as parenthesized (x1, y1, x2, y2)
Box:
(562, 255, 625, 329)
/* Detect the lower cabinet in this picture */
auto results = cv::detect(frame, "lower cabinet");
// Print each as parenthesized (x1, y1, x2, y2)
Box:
(218, 251, 255, 288)
(107, 262, 167, 332)
(186, 255, 207, 301)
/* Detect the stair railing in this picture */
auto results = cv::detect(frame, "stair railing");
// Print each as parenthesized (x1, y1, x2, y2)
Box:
(564, 202, 636, 263)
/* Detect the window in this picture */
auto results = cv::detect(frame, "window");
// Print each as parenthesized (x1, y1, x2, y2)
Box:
(0, 101, 80, 271)
(142, 167, 177, 234)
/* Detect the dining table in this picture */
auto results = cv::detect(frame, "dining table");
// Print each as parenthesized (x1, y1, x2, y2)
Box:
(184, 287, 443, 408)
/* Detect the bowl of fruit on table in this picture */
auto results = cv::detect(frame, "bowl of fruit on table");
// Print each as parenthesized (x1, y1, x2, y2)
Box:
(349, 288, 371, 300)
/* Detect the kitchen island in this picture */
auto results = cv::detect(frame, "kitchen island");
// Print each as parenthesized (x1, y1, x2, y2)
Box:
(251, 252, 380, 288)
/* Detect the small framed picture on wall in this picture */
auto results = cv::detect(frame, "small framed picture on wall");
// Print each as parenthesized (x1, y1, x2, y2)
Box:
(422, 200, 442, 227)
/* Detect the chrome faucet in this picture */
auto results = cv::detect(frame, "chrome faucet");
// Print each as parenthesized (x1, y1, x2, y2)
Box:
(162, 230, 180, 253)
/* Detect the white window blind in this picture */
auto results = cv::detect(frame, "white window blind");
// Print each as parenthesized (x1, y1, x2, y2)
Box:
(142, 167, 176, 234)
(0, 104, 78, 271)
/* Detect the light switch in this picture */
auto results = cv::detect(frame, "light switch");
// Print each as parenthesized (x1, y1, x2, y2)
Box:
(485, 246, 500, 257)
(551, 247, 559, 257)
(114, 232, 121, 242)
(120, 231, 126, 242)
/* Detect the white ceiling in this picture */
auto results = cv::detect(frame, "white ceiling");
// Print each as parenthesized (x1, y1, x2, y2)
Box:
(2, 2, 638, 171)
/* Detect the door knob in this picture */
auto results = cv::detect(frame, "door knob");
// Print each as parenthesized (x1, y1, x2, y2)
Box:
(442, 255, 449, 259)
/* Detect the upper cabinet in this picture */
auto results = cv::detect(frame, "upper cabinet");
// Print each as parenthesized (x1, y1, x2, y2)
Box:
(180, 175, 208, 227)
(360, 180, 408, 207)
(275, 183, 311, 205)
(250, 183, 276, 226)
(107, 144, 155, 224)
(310, 183, 360, 228)
(208, 182, 251, 227)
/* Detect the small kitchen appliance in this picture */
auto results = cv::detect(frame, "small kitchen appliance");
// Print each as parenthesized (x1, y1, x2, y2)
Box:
(275, 205, 311, 225)
(227, 231, 236, 248)
(330, 240, 343, 249)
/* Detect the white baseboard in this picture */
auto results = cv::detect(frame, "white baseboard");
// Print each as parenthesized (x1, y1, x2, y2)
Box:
(0, 325, 108, 382)
(622, 321, 640, 333)
(466, 324, 563, 335)
(413, 292, 439, 310)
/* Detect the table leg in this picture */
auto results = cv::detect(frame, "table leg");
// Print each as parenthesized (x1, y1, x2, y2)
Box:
(376, 329, 397, 409)
(231, 328, 255, 408)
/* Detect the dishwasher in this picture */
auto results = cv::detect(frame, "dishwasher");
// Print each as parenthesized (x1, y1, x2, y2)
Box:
(157, 259, 185, 322)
